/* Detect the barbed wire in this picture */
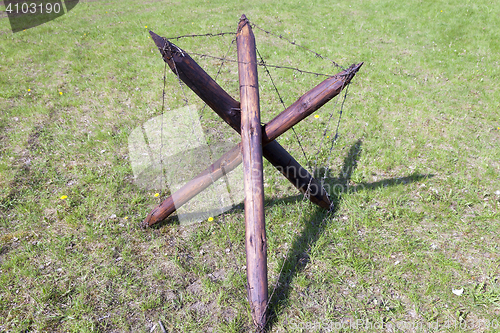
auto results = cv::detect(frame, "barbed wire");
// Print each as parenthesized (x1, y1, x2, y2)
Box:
(254, 46, 313, 326)
(166, 31, 236, 40)
(162, 22, 345, 72)
(159, 63, 167, 197)
(199, 38, 236, 121)
(250, 22, 346, 71)
(161, 40, 189, 106)
(255, 46, 312, 170)
(161, 17, 347, 79)
(315, 82, 350, 183)
(185, 51, 333, 77)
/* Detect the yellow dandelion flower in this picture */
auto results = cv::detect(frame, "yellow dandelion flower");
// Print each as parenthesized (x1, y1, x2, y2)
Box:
(60, 195, 68, 200)
(208, 217, 214, 222)
(124, 216, 128, 219)
(497, 127, 500, 130)
(154, 193, 159, 197)
(145, 25, 147, 28)
(440, 10, 443, 12)
(327, 135, 330, 138)
(59, 92, 63, 95)
(314, 114, 320, 119)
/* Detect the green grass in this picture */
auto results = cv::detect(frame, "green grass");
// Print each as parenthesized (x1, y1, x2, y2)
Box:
(1, 0, 500, 332)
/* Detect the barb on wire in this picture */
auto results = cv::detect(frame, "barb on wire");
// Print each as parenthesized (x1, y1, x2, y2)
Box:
(250, 21, 345, 71)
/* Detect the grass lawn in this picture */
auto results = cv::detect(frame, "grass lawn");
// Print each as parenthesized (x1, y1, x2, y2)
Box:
(1, 0, 499, 332)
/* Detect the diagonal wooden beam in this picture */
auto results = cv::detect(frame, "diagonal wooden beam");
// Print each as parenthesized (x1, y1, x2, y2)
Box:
(141, 56, 362, 227)
(148, 31, 331, 212)
(150, 31, 242, 133)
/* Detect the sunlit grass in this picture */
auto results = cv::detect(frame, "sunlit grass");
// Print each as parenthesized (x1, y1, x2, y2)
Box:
(1, 0, 499, 332)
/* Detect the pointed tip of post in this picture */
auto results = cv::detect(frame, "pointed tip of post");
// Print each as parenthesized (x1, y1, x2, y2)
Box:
(237, 14, 250, 33)
(237, 14, 251, 33)
(350, 62, 363, 74)
(149, 30, 167, 50)
(341, 62, 363, 81)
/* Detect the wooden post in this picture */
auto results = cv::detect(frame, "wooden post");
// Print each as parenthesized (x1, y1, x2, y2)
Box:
(149, 30, 331, 210)
(237, 15, 268, 329)
(141, 62, 362, 228)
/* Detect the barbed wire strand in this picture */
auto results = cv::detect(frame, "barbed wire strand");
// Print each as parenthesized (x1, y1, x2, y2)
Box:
(260, 82, 351, 329)
(313, 81, 349, 186)
(160, 35, 235, 280)
(255, 46, 311, 170)
(323, 83, 350, 180)
(186, 51, 334, 77)
(159, 62, 167, 196)
(166, 31, 236, 40)
(253, 45, 312, 328)
(204, 37, 246, 283)
(253, 43, 350, 329)
(199, 38, 236, 121)
(252, 34, 351, 330)
(164, 23, 344, 72)
(250, 22, 345, 71)
(160, 40, 190, 107)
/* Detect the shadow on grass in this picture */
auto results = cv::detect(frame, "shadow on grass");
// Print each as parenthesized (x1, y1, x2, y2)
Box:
(148, 138, 433, 331)
(264, 138, 433, 331)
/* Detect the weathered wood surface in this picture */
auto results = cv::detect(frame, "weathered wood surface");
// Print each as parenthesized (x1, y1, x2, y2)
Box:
(237, 15, 268, 328)
(142, 33, 362, 228)
(149, 30, 331, 209)
(149, 31, 241, 133)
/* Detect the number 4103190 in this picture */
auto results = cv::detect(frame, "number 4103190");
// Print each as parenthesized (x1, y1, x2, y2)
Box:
(5, 2, 62, 15)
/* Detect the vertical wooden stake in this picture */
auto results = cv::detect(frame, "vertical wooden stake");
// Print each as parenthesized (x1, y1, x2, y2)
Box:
(237, 14, 268, 329)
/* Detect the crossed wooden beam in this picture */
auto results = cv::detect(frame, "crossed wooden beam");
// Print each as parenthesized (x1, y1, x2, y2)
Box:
(143, 28, 362, 229)
(145, 16, 361, 328)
